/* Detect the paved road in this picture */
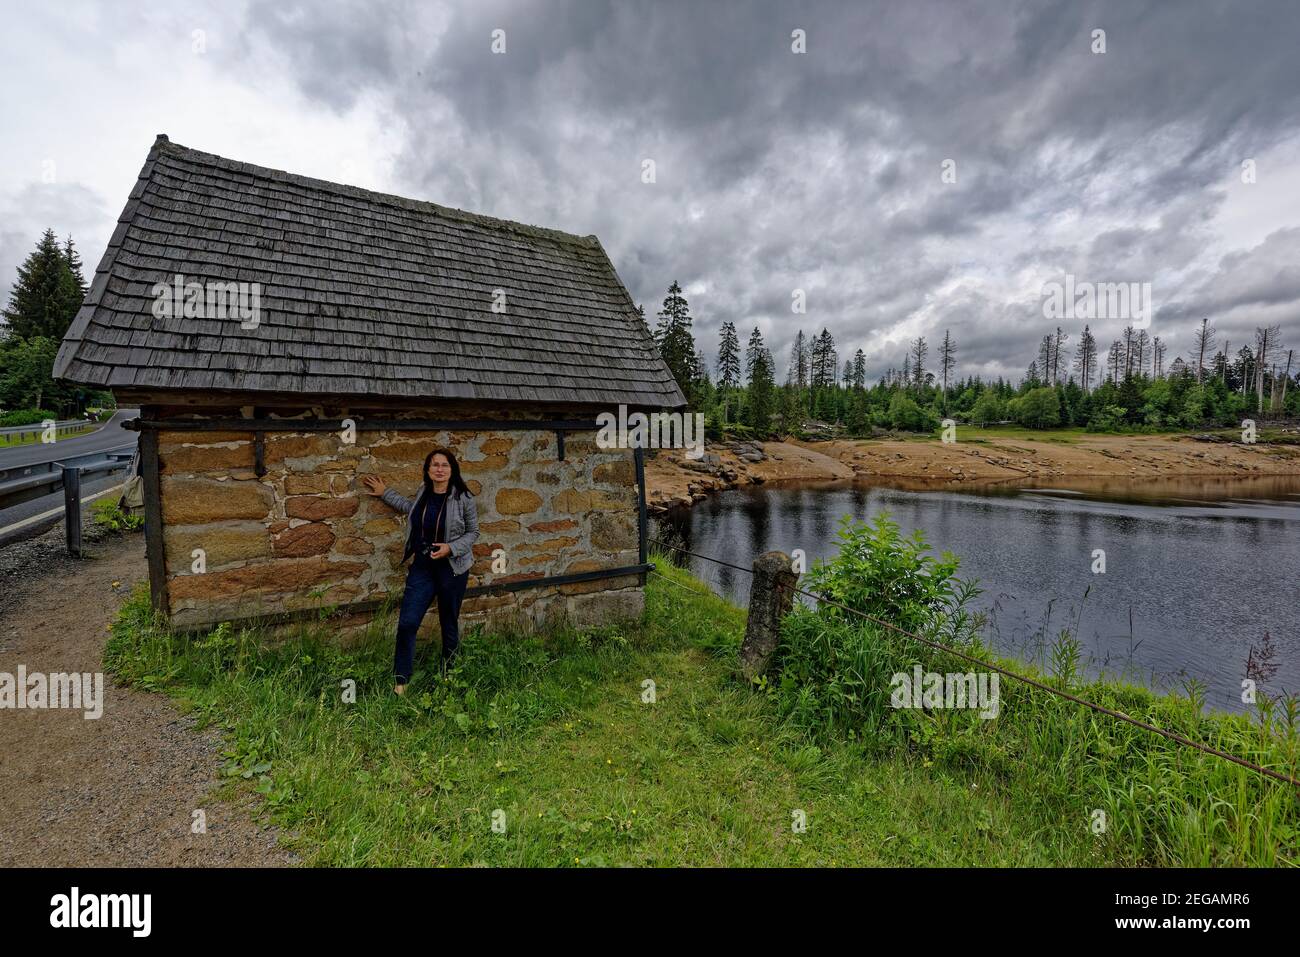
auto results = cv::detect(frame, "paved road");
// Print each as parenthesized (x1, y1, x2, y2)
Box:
(0, 408, 139, 468)
(0, 409, 139, 544)
(0, 473, 134, 546)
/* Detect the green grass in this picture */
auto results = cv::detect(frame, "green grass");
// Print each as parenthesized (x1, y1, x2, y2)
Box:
(103, 555, 1299, 867)
(881, 425, 1098, 444)
(0, 422, 96, 447)
(948, 425, 1091, 444)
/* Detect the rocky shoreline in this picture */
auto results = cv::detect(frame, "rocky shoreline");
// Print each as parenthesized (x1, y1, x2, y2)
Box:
(644, 431, 1300, 512)
(645, 440, 854, 512)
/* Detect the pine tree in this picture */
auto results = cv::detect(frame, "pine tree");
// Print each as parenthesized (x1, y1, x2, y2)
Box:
(745, 345, 776, 434)
(1052, 327, 1069, 383)
(745, 327, 767, 385)
(716, 321, 741, 391)
(787, 330, 808, 389)
(852, 348, 866, 390)
(653, 281, 697, 401)
(810, 328, 837, 390)
(2, 228, 84, 340)
(910, 336, 927, 387)
(64, 236, 88, 299)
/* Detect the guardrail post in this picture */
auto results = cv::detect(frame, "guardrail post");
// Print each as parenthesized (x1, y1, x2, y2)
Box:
(738, 550, 797, 682)
(63, 466, 82, 557)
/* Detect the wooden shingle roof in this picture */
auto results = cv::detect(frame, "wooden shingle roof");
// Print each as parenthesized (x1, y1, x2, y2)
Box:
(54, 135, 686, 408)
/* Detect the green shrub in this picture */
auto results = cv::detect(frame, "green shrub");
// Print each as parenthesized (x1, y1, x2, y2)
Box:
(1010, 387, 1060, 428)
(0, 408, 58, 427)
(92, 498, 144, 532)
(801, 513, 979, 638)
(968, 392, 1004, 426)
(773, 514, 983, 740)
(887, 394, 937, 432)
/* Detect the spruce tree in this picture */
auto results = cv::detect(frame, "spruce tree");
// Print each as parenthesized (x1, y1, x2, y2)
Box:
(716, 321, 741, 391)
(745, 327, 767, 384)
(2, 228, 83, 340)
(64, 236, 88, 298)
(653, 281, 697, 401)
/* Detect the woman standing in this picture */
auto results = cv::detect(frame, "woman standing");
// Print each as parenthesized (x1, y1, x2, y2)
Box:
(362, 448, 480, 695)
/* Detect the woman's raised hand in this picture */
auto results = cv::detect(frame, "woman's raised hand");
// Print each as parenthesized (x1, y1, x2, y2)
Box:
(361, 475, 387, 496)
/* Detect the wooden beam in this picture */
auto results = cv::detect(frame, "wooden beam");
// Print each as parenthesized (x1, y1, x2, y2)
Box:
(168, 563, 655, 635)
(125, 417, 602, 433)
(138, 427, 170, 618)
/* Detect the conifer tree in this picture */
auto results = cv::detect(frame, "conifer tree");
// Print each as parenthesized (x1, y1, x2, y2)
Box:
(2, 228, 83, 340)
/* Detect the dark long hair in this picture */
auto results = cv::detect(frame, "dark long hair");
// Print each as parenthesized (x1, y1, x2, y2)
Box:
(421, 447, 471, 499)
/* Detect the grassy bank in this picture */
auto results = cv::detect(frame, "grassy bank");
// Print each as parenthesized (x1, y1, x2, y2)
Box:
(104, 551, 1299, 867)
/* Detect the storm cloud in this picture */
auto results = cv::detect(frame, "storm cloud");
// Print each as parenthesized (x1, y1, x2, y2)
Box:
(3, 0, 1297, 381)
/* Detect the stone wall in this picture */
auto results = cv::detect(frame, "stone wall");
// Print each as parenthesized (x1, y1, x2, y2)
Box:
(153, 408, 643, 636)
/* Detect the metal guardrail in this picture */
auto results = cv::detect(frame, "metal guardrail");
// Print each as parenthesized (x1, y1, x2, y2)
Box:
(0, 418, 99, 440)
(0, 443, 138, 555)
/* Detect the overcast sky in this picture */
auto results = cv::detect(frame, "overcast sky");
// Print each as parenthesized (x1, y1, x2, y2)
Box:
(3, 0, 1298, 383)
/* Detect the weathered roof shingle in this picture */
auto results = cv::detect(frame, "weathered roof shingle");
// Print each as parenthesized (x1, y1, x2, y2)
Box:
(55, 135, 686, 408)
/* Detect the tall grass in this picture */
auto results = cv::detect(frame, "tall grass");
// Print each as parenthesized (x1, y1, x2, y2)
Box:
(102, 528, 1297, 866)
(773, 514, 1300, 866)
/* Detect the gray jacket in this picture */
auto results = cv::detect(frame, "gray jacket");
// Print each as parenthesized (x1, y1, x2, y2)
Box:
(382, 485, 479, 576)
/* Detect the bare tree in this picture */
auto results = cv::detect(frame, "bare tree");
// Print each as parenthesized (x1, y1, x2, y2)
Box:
(1122, 325, 1136, 379)
(1107, 339, 1125, 383)
(1254, 325, 1280, 410)
(1073, 324, 1098, 392)
(939, 330, 955, 410)
(1152, 336, 1167, 378)
(1279, 349, 1294, 411)
(1193, 317, 1217, 386)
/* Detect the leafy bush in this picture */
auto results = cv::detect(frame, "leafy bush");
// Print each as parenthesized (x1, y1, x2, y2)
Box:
(772, 514, 982, 740)
(968, 392, 1004, 426)
(1085, 404, 1129, 432)
(0, 408, 58, 427)
(887, 394, 937, 432)
(1009, 387, 1060, 428)
(92, 498, 144, 532)
(802, 513, 980, 638)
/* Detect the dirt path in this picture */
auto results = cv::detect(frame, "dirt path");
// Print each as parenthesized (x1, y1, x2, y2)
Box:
(0, 526, 295, 866)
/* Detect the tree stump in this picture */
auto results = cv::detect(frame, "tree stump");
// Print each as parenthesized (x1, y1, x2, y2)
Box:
(738, 550, 797, 681)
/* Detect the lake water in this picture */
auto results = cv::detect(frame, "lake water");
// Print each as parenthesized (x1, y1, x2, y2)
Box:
(655, 475, 1300, 713)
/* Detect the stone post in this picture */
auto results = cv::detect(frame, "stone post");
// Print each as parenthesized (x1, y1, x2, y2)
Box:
(738, 550, 797, 681)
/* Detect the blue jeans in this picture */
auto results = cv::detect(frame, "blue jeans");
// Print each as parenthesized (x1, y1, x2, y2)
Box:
(394, 556, 469, 683)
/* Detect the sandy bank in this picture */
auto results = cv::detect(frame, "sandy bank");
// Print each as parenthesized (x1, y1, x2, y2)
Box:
(645, 432, 1300, 511)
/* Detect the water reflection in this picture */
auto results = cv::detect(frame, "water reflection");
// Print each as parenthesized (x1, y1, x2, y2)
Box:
(656, 474, 1300, 714)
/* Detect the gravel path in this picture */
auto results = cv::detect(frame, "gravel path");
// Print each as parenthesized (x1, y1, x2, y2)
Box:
(0, 522, 297, 866)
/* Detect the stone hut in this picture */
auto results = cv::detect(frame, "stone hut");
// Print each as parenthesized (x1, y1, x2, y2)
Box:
(54, 135, 685, 636)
